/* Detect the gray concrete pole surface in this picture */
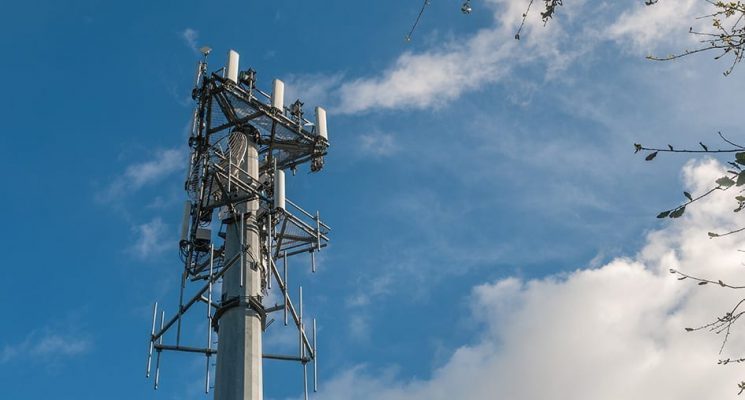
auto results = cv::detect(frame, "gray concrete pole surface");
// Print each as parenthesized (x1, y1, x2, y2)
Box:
(214, 138, 263, 400)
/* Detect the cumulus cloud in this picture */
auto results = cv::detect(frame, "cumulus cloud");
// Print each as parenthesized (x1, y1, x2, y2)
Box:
(331, 0, 602, 114)
(337, 41, 511, 113)
(335, 22, 518, 113)
(283, 73, 344, 111)
(94, 149, 183, 260)
(359, 132, 399, 157)
(314, 159, 745, 399)
(97, 148, 184, 203)
(607, 0, 710, 54)
(1, 330, 91, 364)
(316, 0, 720, 115)
(182, 28, 199, 53)
(122, 148, 183, 188)
(130, 217, 170, 259)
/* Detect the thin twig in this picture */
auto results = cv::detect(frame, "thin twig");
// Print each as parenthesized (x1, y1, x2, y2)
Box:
(719, 131, 745, 149)
(712, 226, 745, 238)
(638, 145, 740, 154)
(670, 269, 745, 289)
(515, 0, 535, 40)
(406, 0, 430, 42)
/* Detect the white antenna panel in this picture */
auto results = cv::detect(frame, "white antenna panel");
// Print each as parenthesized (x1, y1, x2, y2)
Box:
(180, 201, 191, 242)
(274, 169, 286, 210)
(271, 79, 285, 111)
(315, 107, 328, 141)
(226, 50, 240, 84)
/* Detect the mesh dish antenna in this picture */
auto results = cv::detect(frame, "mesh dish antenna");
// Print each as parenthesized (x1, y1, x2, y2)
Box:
(145, 48, 331, 400)
(227, 130, 248, 177)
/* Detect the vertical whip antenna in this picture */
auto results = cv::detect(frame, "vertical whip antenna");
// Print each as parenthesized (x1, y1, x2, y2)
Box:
(284, 252, 289, 326)
(313, 318, 318, 392)
(205, 243, 214, 394)
(146, 302, 158, 378)
(154, 310, 165, 390)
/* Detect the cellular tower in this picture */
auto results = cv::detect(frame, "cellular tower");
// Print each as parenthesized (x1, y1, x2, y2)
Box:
(145, 47, 330, 400)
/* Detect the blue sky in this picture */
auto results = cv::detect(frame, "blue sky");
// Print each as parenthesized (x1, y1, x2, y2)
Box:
(3, 0, 745, 399)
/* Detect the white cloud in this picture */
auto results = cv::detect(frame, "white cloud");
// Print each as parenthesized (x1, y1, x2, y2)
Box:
(347, 314, 371, 342)
(124, 148, 184, 188)
(97, 148, 184, 203)
(182, 28, 199, 53)
(314, 0, 724, 115)
(359, 132, 399, 157)
(332, 0, 599, 114)
(130, 217, 170, 259)
(283, 73, 344, 112)
(30, 334, 90, 357)
(607, 0, 710, 54)
(343, 273, 393, 342)
(314, 159, 745, 399)
(335, 30, 515, 114)
(264, 324, 300, 353)
(346, 273, 393, 308)
(1, 330, 90, 364)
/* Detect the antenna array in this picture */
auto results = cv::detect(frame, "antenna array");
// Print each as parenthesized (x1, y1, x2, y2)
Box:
(145, 48, 330, 400)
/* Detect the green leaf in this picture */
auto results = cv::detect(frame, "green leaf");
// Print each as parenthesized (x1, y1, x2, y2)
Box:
(684, 191, 693, 201)
(736, 196, 745, 202)
(669, 206, 686, 218)
(736, 171, 745, 186)
(645, 151, 658, 161)
(736, 152, 745, 165)
(716, 176, 736, 187)
(657, 210, 671, 218)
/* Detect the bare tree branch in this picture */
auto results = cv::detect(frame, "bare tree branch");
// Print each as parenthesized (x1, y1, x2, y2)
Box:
(647, 1, 745, 76)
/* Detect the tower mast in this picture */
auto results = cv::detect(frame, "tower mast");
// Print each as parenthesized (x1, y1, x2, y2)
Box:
(213, 138, 263, 400)
(145, 48, 330, 400)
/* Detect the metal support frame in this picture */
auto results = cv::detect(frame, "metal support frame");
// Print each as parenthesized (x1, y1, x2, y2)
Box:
(145, 49, 330, 399)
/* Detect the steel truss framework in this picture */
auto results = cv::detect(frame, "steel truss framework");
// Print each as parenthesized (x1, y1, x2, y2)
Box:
(145, 50, 330, 399)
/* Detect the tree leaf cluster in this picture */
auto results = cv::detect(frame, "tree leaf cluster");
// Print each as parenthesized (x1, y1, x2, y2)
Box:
(540, 0, 563, 22)
(646, 1, 745, 75)
(635, 138, 745, 225)
(519, 1, 745, 75)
